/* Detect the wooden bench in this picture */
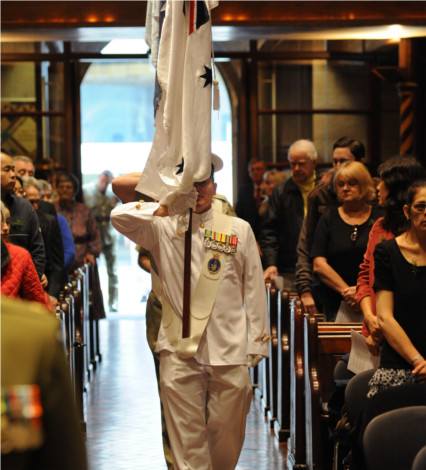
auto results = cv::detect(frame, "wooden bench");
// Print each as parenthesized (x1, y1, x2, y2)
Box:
(274, 289, 297, 442)
(254, 282, 272, 417)
(287, 297, 307, 469)
(267, 283, 279, 427)
(304, 313, 363, 470)
(88, 262, 104, 365)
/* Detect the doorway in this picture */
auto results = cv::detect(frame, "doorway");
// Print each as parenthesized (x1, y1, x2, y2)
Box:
(80, 59, 233, 315)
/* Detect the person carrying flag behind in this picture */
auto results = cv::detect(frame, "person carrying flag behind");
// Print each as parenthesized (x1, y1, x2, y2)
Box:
(112, 153, 269, 469)
(112, 2, 269, 467)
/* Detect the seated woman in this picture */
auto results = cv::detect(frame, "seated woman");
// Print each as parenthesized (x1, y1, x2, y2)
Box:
(356, 155, 425, 354)
(311, 161, 381, 321)
(368, 179, 426, 397)
(1, 201, 51, 310)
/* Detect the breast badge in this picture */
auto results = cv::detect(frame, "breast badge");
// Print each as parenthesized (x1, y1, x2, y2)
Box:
(208, 253, 221, 274)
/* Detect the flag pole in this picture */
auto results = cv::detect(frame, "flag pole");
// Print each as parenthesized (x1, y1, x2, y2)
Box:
(182, 208, 193, 338)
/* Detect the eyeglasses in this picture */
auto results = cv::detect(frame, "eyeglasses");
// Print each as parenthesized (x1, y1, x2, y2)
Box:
(350, 225, 358, 242)
(409, 203, 426, 214)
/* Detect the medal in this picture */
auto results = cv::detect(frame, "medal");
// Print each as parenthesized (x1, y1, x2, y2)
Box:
(204, 229, 238, 255)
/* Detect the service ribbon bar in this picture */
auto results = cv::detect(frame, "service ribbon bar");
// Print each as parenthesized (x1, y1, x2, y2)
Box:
(204, 229, 238, 254)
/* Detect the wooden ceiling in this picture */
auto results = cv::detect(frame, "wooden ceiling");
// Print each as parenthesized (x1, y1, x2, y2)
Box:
(2, 1, 426, 30)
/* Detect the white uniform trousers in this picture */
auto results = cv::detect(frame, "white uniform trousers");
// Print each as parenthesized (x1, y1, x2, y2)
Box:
(159, 351, 253, 470)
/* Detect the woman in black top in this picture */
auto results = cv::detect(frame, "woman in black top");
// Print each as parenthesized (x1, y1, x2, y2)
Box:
(311, 161, 381, 321)
(368, 179, 426, 396)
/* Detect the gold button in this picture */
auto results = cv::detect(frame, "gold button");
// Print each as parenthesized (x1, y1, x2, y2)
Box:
(200, 223, 205, 229)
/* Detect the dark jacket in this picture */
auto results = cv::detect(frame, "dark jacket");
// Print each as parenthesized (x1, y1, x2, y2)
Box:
(38, 199, 57, 218)
(260, 177, 305, 274)
(295, 179, 338, 294)
(1, 297, 88, 470)
(36, 210, 65, 298)
(4, 192, 45, 279)
(235, 181, 262, 239)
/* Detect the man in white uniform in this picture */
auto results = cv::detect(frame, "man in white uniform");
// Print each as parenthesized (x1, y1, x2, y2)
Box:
(111, 156, 269, 470)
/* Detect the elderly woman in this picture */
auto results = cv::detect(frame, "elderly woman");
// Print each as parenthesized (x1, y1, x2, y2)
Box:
(39, 179, 54, 202)
(54, 172, 101, 269)
(311, 161, 381, 321)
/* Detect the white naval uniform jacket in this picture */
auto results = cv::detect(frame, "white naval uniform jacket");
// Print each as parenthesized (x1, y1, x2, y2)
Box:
(111, 202, 270, 366)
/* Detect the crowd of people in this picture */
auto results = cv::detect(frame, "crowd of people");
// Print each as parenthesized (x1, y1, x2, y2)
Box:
(235, 137, 426, 469)
(0, 150, 118, 313)
(2, 138, 425, 469)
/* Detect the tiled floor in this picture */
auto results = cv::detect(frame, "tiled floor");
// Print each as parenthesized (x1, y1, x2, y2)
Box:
(85, 316, 287, 470)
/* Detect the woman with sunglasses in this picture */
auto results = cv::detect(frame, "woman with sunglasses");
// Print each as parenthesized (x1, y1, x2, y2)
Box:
(311, 161, 381, 321)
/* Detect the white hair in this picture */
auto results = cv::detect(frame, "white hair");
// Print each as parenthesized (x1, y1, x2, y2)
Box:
(288, 139, 318, 162)
(22, 176, 42, 192)
(13, 155, 34, 165)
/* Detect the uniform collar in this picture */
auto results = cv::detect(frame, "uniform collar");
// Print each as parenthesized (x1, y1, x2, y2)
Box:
(193, 207, 213, 226)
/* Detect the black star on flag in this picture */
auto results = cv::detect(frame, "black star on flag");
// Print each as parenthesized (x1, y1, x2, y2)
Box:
(176, 158, 184, 175)
(200, 65, 212, 88)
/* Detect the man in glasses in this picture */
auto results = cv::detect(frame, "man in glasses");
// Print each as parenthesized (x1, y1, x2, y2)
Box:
(260, 139, 318, 291)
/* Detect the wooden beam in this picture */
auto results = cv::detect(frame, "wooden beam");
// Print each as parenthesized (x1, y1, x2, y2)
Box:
(2, 1, 426, 29)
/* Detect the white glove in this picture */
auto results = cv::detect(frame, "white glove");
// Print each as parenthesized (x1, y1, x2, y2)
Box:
(161, 188, 197, 216)
(247, 354, 263, 368)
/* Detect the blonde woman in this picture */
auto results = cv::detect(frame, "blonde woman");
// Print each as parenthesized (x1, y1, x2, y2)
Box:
(311, 161, 382, 321)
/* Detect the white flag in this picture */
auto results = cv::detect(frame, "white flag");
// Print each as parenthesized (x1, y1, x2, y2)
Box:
(137, 0, 218, 204)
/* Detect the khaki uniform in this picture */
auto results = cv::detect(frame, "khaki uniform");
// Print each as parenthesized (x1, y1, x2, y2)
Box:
(1, 297, 87, 470)
(84, 184, 118, 308)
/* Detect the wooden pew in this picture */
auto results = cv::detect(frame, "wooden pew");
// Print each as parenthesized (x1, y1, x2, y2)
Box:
(254, 282, 271, 417)
(55, 303, 68, 357)
(304, 313, 363, 470)
(287, 297, 307, 469)
(58, 284, 75, 387)
(69, 270, 88, 413)
(88, 262, 104, 365)
(74, 265, 92, 384)
(274, 289, 297, 442)
(63, 280, 86, 429)
(267, 283, 279, 427)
